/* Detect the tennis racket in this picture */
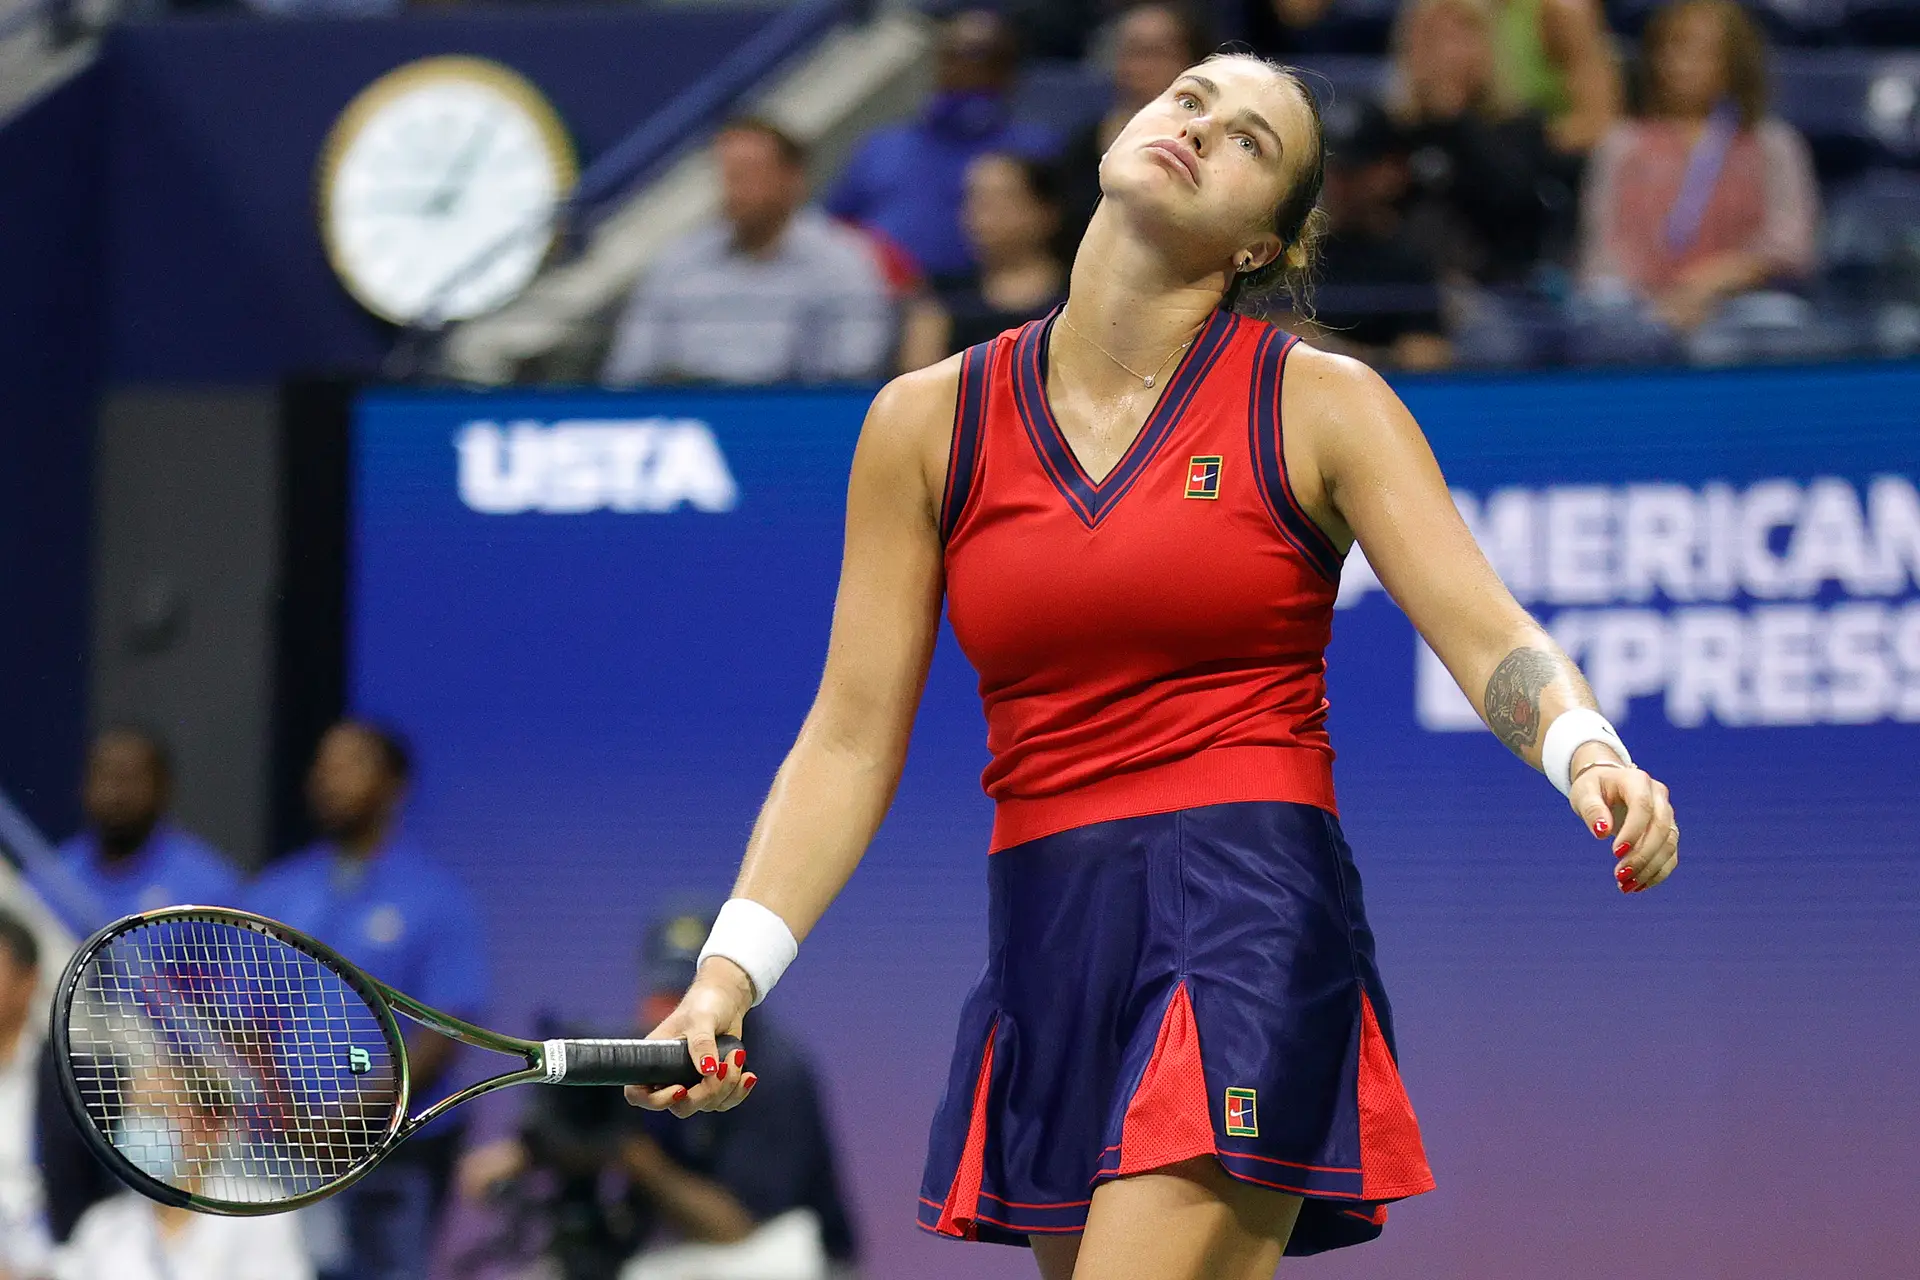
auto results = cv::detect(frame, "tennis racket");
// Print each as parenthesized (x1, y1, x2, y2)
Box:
(51, 905, 739, 1216)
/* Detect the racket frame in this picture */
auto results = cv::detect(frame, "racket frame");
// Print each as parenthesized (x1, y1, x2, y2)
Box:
(51, 905, 559, 1216)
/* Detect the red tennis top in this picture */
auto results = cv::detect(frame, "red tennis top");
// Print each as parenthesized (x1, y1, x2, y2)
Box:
(942, 308, 1347, 853)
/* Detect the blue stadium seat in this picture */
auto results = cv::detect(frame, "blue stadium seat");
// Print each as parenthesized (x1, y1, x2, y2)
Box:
(1213, 0, 1399, 57)
(1607, 0, 1848, 45)
(1846, 0, 1920, 48)
(1818, 168, 1920, 357)
(1824, 168, 1920, 286)
(1295, 0, 1399, 56)
(1774, 50, 1920, 175)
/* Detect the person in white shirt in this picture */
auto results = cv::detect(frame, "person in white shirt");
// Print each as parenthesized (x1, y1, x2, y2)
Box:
(0, 909, 53, 1280)
(52, 1194, 312, 1280)
(51, 1068, 314, 1280)
(602, 117, 893, 386)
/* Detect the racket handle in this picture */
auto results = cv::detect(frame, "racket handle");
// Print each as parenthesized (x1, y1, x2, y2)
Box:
(541, 1035, 745, 1087)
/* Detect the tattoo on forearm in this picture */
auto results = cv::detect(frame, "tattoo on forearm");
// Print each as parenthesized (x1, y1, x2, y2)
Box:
(1483, 648, 1563, 757)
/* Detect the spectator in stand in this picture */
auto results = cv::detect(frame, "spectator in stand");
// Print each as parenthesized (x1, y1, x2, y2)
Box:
(1057, 2, 1215, 247)
(826, 8, 1058, 281)
(1575, 0, 1818, 361)
(0, 904, 123, 1267)
(250, 721, 488, 1280)
(1490, 0, 1622, 155)
(51, 1070, 312, 1280)
(47, 727, 241, 930)
(457, 904, 859, 1280)
(899, 155, 1068, 372)
(1301, 98, 1451, 370)
(0, 911, 54, 1279)
(604, 118, 891, 386)
(1386, 0, 1560, 288)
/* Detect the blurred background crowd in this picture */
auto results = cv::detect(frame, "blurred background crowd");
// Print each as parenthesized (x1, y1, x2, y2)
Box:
(10, 0, 1913, 381)
(592, 0, 1920, 378)
(504, 0, 1920, 379)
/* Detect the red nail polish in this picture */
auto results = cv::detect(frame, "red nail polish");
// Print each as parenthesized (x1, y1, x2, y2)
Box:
(743, 1074, 758, 1094)
(1593, 819, 1610, 837)
(1613, 842, 1632, 859)
(673, 1087, 689, 1101)
(732, 1050, 747, 1070)
(1615, 863, 1633, 879)
(716, 1062, 728, 1081)
(700, 1056, 717, 1075)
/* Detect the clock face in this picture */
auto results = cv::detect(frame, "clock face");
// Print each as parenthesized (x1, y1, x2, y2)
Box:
(319, 57, 577, 325)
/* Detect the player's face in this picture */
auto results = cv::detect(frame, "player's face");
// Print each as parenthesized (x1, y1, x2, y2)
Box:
(83, 731, 165, 839)
(1100, 57, 1312, 275)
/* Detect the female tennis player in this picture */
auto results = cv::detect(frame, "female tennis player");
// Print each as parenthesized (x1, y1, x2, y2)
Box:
(631, 52, 1679, 1279)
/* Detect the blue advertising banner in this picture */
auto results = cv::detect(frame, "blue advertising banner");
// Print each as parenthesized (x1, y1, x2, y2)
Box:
(353, 365, 1920, 1280)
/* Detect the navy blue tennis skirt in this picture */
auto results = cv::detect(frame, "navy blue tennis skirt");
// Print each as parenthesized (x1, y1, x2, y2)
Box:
(916, 800, 1435, 1256)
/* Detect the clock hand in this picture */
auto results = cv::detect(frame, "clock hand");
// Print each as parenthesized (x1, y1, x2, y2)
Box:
(421, 120, 499, 218)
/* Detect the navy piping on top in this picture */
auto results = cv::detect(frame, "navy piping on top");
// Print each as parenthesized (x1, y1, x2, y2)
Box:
(1011, 307, 1239, 530)
(940, 341, 995, 542)
(1247, 329, 1344, 585)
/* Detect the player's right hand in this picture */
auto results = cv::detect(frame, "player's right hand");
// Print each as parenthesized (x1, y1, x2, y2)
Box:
(625, 956, 757, 1116)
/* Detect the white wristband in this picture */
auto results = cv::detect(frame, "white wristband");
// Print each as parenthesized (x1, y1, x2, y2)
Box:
(697, 898, 798, 1008)
(1541, 708, 1634, 798)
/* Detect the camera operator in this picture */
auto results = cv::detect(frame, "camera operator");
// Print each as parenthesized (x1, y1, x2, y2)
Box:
(458, 906, 859, 1280)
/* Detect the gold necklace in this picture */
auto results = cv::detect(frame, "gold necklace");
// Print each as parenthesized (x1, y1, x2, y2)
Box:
(1058, 308, 1195, 390)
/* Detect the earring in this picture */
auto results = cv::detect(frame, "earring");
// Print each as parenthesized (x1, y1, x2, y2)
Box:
(1237, 256, 1251, 272)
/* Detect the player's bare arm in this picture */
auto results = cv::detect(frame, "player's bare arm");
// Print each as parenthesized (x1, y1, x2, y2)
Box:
(628, 358, 960, 1116)
(1283, 343, 1679, 893)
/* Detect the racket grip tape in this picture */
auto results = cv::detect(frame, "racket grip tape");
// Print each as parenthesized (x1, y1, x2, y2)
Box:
(541, 1035, 745, 1087)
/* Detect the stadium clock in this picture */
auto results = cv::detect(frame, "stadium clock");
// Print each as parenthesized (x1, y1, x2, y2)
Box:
(317, 56, 578, 325)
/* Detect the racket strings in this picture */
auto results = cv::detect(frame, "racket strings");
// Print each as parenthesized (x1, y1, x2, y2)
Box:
(67, 916, 403, 1206)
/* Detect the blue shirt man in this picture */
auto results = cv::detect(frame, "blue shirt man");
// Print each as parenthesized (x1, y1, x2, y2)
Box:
(250, 720, 487, 1280)
(247, 836, 488, 1036)
(46, 728, 241, 932)
(826, 8, 1057, 279)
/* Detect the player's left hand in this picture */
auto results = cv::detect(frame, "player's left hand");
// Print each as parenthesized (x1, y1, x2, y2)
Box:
(1568, 752, 1678, 894)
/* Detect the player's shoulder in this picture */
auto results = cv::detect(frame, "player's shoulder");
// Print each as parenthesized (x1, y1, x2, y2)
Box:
(871, 351, 963, 425)
(1272, 337, 1409, 430)
(1275, 339, 1436, 494)
(1270, 334, 1389, 394)
(856, 352, 973, 493)
(871, 327, 1022, 428)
